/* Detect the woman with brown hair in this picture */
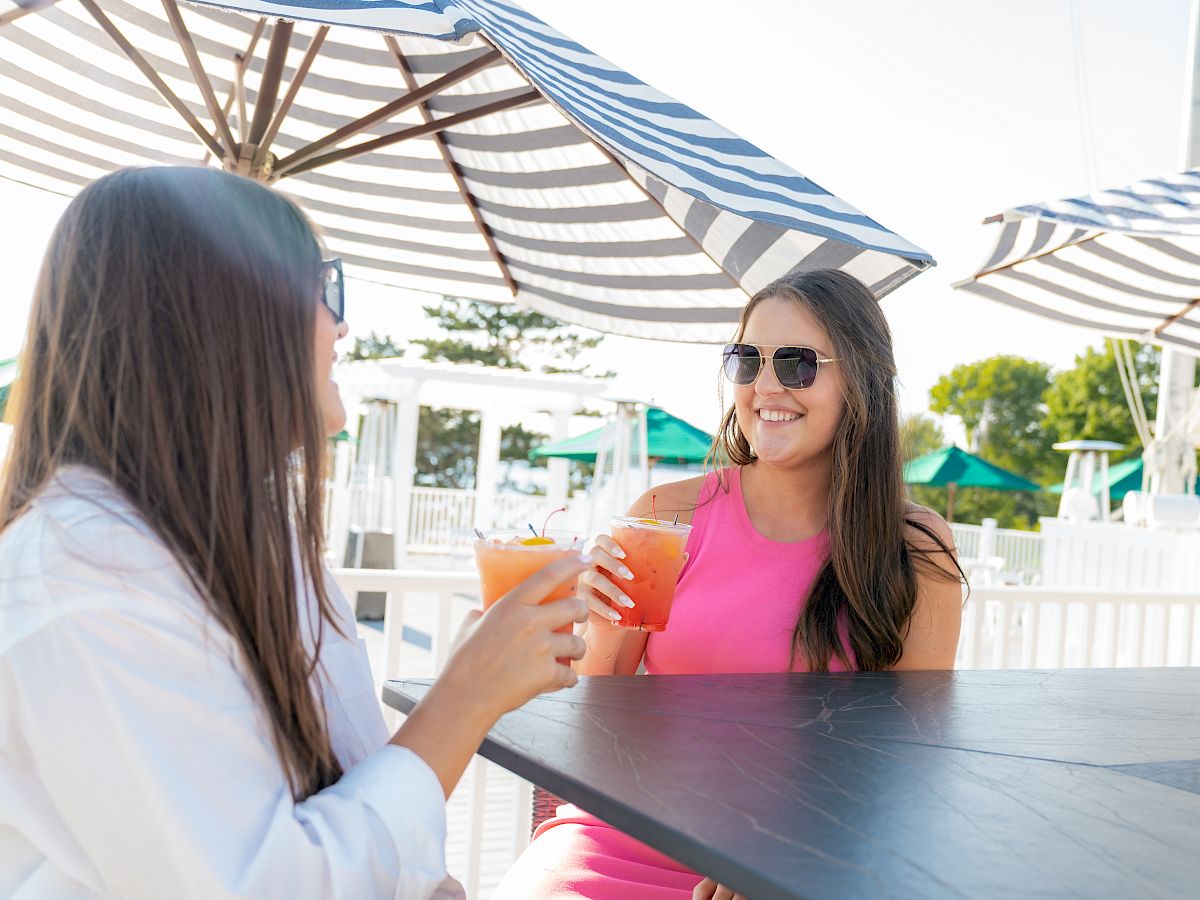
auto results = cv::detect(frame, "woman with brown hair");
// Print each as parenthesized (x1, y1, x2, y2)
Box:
(0, 165, 589, 899)
(495, 269, 964, 900)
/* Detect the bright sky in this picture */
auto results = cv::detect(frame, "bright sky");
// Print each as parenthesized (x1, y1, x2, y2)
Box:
(0, 0, 1192, 438)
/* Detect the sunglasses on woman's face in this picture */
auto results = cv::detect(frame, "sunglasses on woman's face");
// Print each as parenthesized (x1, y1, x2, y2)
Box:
(321, 258, 345, 323)
(722, 342, 839, 391)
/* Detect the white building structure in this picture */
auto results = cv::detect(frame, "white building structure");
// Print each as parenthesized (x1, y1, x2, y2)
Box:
(329, 358, 610, 566)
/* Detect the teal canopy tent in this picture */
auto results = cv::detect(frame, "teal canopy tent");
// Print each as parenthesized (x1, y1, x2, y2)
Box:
(530, 407, 713, 466)
(903, 445, 1040, 522)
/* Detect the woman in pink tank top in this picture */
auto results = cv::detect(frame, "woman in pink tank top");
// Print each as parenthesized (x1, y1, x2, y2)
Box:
(494, 271, 964, 900)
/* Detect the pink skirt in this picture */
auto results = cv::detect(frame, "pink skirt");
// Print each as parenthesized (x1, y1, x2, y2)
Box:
(491, 805, 702, 899)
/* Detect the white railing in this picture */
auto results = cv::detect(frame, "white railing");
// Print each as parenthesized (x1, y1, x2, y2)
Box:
(407, 487, 477, 553)
(331, 567, 532, 898)
(957, 586, 1200, 669)
(333, 568, 1200, 896)
(403, 487, 564, 553)
(951, 521, 1044, 585)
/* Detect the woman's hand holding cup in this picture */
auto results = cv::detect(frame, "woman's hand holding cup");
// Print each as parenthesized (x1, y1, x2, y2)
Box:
(579, 533, 637, 628)
(444, 553, 591, 717)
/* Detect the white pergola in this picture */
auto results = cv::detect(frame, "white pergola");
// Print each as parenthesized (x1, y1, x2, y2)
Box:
(331, 358, 610, 560)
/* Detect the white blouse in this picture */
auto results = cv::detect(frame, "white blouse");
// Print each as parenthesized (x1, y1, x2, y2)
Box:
(0, 467, 464, 899)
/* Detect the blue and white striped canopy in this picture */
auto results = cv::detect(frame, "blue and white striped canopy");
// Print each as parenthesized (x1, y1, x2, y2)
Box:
(956, 170, 1200, 351)
(0, 0, 933, 341)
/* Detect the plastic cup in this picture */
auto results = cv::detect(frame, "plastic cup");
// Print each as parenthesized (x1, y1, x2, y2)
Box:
(608, 517, 692, 631)
(473, 529, 586, 663)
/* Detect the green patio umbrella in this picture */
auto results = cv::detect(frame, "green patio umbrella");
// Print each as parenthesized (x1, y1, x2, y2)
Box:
(530, 407, 713, 466)
(903, 445, 1040, 522)
(1048, 455, 1199, 501)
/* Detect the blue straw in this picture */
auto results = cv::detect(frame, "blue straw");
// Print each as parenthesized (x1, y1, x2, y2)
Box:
(528, 523, 539, 537)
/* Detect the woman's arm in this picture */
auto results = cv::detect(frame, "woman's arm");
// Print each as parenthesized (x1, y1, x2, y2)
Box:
(892, 505, 964, 671)
(7, 554, 589, 900)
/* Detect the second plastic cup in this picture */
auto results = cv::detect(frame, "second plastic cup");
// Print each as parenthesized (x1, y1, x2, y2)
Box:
(474, 529, 586, 663)
(608, 517, 692, 631)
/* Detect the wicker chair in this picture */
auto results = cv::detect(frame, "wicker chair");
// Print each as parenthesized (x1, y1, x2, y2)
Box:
(531, 786, 567, 835)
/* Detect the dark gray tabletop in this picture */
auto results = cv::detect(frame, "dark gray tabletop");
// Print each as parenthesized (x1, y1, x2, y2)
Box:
(383, 669, 1200, 900)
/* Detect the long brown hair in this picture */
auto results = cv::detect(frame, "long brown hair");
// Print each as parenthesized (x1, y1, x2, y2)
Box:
(709, 269, 962, 672)
(1, 166, 342, 798)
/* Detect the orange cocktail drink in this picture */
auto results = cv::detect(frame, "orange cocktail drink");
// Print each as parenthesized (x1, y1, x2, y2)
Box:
(609, 517, 692, 631)
(474, 530, 585, 664)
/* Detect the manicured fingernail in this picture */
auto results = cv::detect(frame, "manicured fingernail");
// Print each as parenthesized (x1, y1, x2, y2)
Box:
(579, 553, 594, 564)
(607, 608, 621, 620)
(620, 566, 634, 581)
(619, 594, 635, 608)
(612, 547, 627, 559)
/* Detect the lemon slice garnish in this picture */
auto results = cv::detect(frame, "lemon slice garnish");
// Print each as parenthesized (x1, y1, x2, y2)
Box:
(520, 536, 555, 546)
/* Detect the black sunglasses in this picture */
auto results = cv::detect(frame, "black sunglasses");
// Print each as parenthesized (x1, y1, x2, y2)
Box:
(722, 343, 839, 391)
(321, 258, 345, 323)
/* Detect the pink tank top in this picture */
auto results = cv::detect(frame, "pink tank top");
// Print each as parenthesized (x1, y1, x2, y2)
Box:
(643, 467, 854, 674)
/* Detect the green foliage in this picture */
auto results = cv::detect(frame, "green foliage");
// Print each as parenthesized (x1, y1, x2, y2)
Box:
(345, 331, 405, 362)
(1041, 341, 1157, 460)
(412, 297, 604, 375)
(899, 413, 945, 460)
(415, 406, 479, 489)
(929, 355, 1056, 483)
(920, 342, 1168, 530)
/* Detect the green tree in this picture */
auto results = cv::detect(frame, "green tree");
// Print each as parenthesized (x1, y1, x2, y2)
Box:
(1042, 340, 1158, 460)
(413, 297, 609, 376)
(927, 356, 1055, 528)
(899, 413, 945, 460)
(345, 331, 406, 363)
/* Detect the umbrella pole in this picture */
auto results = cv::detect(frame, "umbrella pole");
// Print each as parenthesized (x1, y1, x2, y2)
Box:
(946, 483, 956, 523)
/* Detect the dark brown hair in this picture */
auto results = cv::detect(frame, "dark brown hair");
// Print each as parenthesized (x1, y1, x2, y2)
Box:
(709, 269, 962, 672)
(1, 166, 342, 798)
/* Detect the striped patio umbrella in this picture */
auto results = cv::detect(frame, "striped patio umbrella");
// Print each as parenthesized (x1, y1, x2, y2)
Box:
(0, 0, 933, 342)
(954, 170, 1200, 351)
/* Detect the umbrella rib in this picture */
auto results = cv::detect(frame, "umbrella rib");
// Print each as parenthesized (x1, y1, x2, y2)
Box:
(247, 19, 293, 147)
(159, 0, 236, 157)
(273, 48, 503, 179)
(1153, 296, 1200, 335)
(200, 17, 266, 166)
(0, 0, 61, 27)
(276, 89, 542, 180)
(384, 35, 517, 297)
(958, 225, 1103, 283)
(76, 0, 223, 159)
(253, 24, 329, 174)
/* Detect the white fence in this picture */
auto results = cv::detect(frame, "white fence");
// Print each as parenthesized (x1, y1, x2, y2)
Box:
(333, 567, 532, 898)
(333, 567, 1200, 896)
(950, 520, 1044, 585)
(406, 487, 553, 552)
(958, 586, 1200, 669)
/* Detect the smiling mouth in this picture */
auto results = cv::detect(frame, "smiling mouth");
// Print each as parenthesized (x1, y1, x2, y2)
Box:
(757, 409, 802, 423)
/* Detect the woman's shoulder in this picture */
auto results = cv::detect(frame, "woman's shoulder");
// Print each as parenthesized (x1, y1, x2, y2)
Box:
(0, 467, 199, 650)
(903, 502, 954, 547)
(626, 472, 717, 526)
